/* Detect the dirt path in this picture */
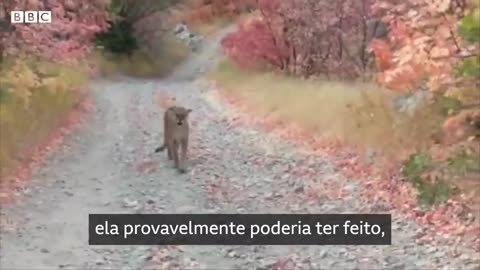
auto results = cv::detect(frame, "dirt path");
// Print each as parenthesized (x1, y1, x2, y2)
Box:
(1, 26, 479, 270)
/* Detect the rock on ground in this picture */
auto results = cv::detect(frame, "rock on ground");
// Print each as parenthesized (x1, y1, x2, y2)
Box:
(392, 91, 430, 116)
(173, 23, 203, 52)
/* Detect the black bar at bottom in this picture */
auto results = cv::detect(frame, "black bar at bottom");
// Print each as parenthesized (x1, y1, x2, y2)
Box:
(89, 214, 391, 245)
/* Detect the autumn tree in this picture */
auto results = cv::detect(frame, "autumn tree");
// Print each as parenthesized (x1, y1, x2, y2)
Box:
(187, 0, 256, 23)
(95, 0, 186, 55)
(0, 0, 109, 180)
(370, 0, 479, 142)
(0, 0, 109, 106)
(222, 0, 385, 79)
(367, 0, 479, 209)
(1, 0, 109, 63)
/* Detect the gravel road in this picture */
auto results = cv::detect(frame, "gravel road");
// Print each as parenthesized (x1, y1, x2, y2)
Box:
(1, 26, 479, 270)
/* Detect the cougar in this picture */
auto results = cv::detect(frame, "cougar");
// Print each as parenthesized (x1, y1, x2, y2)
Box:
(155, 106, 192, 173)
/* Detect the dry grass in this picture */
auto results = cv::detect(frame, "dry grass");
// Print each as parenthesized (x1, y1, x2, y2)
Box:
(94, 35, 190, 78)
(0, 59, 88, 179)
(188, 16, 232, 37)
(210, 59, 480, 210)
(209, 59, 444, 158)
(188, 12, 258, 37)
(166, 1, 234, 38)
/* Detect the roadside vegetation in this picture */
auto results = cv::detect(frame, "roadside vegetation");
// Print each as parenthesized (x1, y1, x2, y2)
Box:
(0, 0, 193, 188)
(1, 0, 478, 236)
(93, 0, 191, 78)
(208, 0, 480, 226)
(173, 0, 256, 36)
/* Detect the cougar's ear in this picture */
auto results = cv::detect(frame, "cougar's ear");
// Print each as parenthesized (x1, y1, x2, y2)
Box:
(186, 109, 192, 114)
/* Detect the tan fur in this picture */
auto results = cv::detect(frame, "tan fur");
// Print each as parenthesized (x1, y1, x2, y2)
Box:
(155, 106, 192, 173)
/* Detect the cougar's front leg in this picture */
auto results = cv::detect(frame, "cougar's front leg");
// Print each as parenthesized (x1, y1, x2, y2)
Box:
(165, 127, 173, 159)
(178, 138, 188, 173)
(172, 140, 180, 168)
(167, 142, 173, 160)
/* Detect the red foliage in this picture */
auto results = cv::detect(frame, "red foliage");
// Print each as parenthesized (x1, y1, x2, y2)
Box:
(221, 17, 289, 69)
(215, 86, 480, 250)
(442, 109, 480, 144)
(1, 0, 109, 62)
(370, 0, 470, 92)
(369, 39, 393, 71)
(188, 4, 214, 22)
(135, 160, 159, 174)
(0, 93, 92, 204)
(186, 0, 256, 23)
(222, 0, 378, 79)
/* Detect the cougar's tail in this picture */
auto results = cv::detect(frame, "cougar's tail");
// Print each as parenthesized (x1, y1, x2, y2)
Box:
(155, 144, 166, 153)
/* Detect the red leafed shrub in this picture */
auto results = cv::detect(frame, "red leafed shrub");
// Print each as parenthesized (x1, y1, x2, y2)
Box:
(222, 0, 380, 79)
(370, 0, 472, 92)
(221, 18, 289, 69)
(1, 0, 109, 62)
(186, 0, 257, 23)
(369, 39, 393, 72)
(370, 0, 480, 144)
(188, 4, 215, 22)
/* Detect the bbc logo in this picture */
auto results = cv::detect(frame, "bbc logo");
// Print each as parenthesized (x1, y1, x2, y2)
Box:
(11, 11, 52, 24)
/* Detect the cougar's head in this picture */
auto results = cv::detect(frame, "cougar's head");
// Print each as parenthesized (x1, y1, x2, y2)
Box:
(173, 107, 192, 126)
